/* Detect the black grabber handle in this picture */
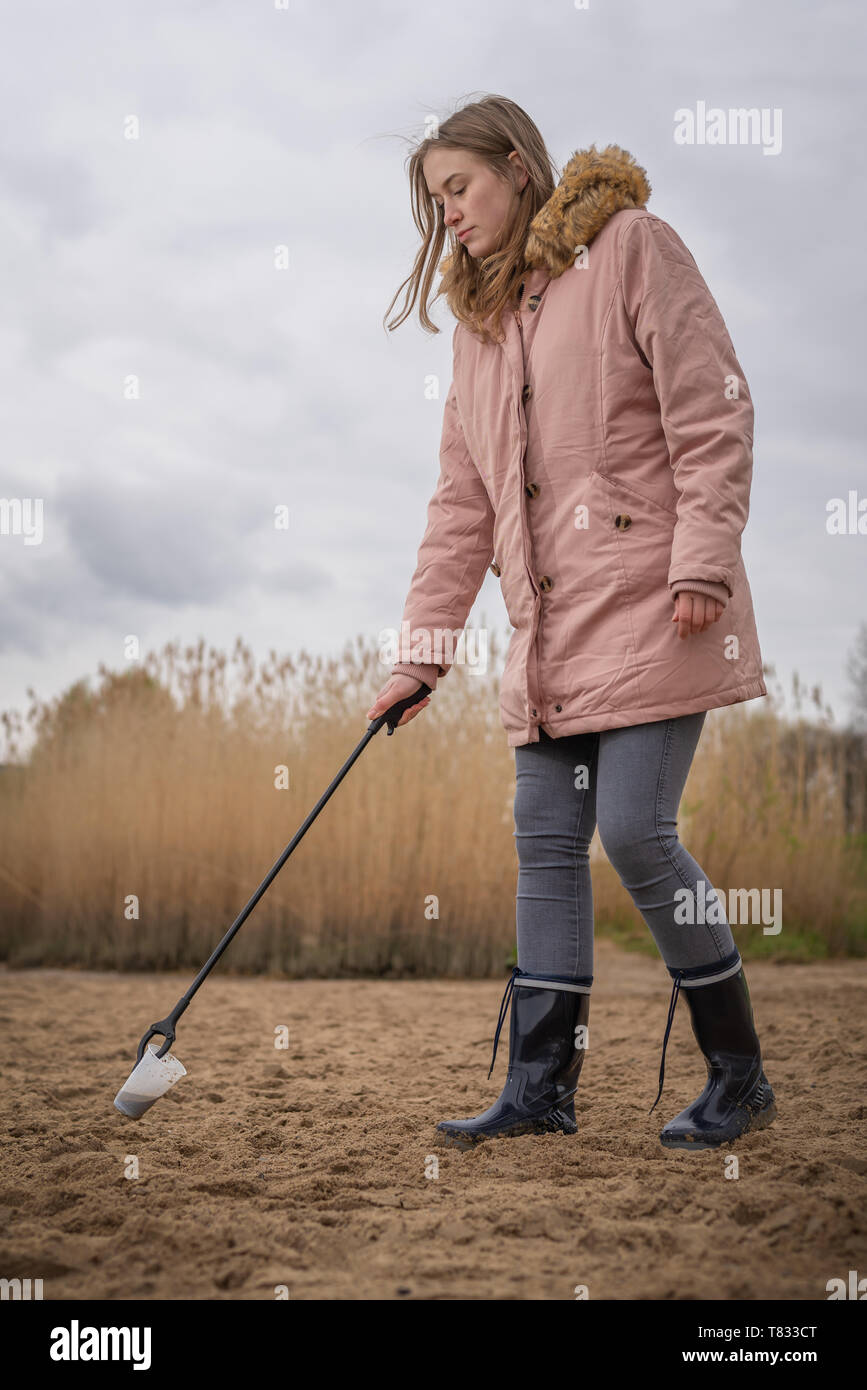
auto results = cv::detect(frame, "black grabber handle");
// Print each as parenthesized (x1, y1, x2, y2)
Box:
(134, 680, 433, 1062)
(368, 680, 432, 736)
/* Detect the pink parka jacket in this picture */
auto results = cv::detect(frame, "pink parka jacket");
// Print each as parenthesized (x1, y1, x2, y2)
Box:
(391, 145, 767, 747)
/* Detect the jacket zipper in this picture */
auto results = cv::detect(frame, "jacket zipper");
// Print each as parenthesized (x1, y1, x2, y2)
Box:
(513, 304, 547, 729)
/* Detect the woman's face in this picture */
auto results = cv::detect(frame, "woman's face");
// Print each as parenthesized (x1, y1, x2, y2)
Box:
(423, 146, 528, 258)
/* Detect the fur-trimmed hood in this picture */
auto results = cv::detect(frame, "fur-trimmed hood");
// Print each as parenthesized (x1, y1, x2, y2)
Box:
(524, 143, 651, 277)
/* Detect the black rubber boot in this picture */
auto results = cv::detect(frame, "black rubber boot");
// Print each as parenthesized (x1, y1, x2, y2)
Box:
(651, 961, 777, 1151)
(435, 967, 592, 1150)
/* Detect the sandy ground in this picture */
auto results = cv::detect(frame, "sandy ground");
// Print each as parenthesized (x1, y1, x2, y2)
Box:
(0, 939, 865, 1301)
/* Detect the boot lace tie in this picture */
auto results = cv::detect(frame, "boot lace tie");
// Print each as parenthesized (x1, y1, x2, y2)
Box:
(649, 971, 683, 1114)
(488, 966, 521, 1079)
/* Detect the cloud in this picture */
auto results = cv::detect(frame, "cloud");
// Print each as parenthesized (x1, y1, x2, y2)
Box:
(0, 0, 862, 731)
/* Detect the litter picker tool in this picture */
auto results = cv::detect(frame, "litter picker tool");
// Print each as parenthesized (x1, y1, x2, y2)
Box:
(113, 682, 432, 1117)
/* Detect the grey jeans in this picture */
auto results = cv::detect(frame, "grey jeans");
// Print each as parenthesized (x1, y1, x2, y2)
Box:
(513, 714, 741, 988)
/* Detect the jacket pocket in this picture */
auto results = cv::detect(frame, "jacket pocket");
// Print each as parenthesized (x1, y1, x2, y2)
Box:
(594, 470, 678, 520)
(591, 470, 677, 610)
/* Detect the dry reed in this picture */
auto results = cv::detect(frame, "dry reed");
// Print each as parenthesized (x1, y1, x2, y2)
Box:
(0, 633, 864, 975)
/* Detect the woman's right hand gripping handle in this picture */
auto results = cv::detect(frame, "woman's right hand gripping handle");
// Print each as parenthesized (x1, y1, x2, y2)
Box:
(366, 674, 432, 730)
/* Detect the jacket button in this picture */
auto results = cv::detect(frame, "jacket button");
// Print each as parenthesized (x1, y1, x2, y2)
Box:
(554, 704, 562, 712)
(524, 481, 540, 498)
(539, 575, 554, 592)
(527, 294, 542, 311)
(614, 514, 632, 530)
(490, 560, 501, 577)
(522, 384, 533, 403)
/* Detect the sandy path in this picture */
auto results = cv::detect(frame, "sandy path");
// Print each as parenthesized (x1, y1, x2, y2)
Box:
(0, 940, 865, 1301)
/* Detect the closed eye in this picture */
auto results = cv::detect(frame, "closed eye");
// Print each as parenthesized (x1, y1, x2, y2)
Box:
(434, 187, 465, 207)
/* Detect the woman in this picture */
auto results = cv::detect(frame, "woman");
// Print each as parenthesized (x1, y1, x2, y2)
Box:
(366, 95, 776, 1153)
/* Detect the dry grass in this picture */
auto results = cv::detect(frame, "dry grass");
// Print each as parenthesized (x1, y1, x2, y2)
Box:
(0, 634, 864, 974)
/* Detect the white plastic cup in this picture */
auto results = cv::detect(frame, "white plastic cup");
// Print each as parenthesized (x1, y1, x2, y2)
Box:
(113, 1043, 187, 1117)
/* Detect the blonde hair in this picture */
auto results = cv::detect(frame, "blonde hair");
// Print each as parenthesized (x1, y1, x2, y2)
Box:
(383, 94, 558, 346)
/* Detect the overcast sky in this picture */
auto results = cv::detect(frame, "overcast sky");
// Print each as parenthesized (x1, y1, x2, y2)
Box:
(1, 0, 864, 752)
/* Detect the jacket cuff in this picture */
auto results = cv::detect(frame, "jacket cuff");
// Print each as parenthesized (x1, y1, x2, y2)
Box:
(390, 662, 440, 691)
(670, 579, 730, 607)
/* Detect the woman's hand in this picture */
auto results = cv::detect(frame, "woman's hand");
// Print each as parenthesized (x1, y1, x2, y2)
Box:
(365, 674, 432, 728)
(671, 592, 724, 641)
